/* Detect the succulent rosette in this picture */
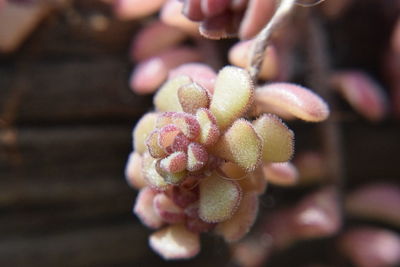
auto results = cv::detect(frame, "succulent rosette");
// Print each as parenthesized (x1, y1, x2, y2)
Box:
(125, 63, 329, 259)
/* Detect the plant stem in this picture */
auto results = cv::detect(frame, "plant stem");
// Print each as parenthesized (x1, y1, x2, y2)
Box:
(304, 12, 345, 188)
(248, 0, 297, 82)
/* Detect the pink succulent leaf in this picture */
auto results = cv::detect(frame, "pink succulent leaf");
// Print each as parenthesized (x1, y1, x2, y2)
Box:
(199, 173, 242, 223)
(182, 0, 204, 21)
(155, 112, 175, 129)
(155, 159, 187, 185)
(169, 63, 217, 94)
(238, 0, 275, 40)
(215, 191, 259, 242)
(340, 227, 400, 267)
(158, 124, 190, 154)
(263, 162, 299, 187)
(201, 0, 230, 17)
(186, 142, 208, 172)
(291, 187, 341, 239)
(237, 167, 267, 195)
(125, 152, 147, 189)
(172, 184, 199, 208)
(199, 11, 241, 40)
(153, 193, 185, 223)
(130, 20, 187, 62)
(134, 187, 164, 229)
(149, 224, 200, 260)
(114, 0, 166, 20)
(345, 183, 400, 227)
(171, 112, 201, 140)
(330, 71, 388, 121)
(146, 129, 167, 158)
(130, 47, 201, 95)
(159, 151, 188, 173)
(256, 83, 330, 122)
(160, 0, 200, 35)
(229, 40, 279, 80)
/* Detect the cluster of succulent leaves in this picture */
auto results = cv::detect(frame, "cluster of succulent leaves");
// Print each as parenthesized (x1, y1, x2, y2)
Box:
(126, 63, 331, 259)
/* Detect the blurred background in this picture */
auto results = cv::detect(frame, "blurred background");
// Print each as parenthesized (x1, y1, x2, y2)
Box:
(0, 0, 399, 266)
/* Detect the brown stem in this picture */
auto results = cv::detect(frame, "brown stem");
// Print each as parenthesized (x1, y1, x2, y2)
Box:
(304, 12, 345, 188)
(248, 0, 297, 82)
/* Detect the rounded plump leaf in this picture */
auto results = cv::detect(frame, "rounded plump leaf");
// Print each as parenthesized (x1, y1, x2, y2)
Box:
(238, 167, 267, 195)
(160, 0, 200, 35)
(345, 183, 400, 227)
(195, 108, 220, 146)
(213, 119, 262, 172)
(215, 192, 259, 242)
(153, 193, 185, 223)
(169, 63, 217, 94)
(125, 152, 147, 189)
(131, 21, 187, 62)
(340, 228, 400, 267)
(159, 151, 188, 173)
(131, 47, 200, 95)
(187, 142, 208, 172)
(331, 71, 388, 121)
(199, 173, 242, 223)
(263, 162, 299, 186)
(142, 153, 169, 190)
(256, 83, 329, 122)
(154, 75, 192, 112)
(210, 66, 254, 129)
(133, 112, 158, 154)
(172, 112, 201, 140)
(253, 114, 294, 163)
(134, 187, 164, 229)
(178, 82, 210, 114)
(146, 130, 167, 158)
(149, 224, 200, 260)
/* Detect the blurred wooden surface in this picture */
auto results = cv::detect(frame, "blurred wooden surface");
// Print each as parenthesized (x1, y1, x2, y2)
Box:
(0, 1, 399, 267)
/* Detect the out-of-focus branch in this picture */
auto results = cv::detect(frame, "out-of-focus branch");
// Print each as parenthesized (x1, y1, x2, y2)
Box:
(248, 0, 296, 82)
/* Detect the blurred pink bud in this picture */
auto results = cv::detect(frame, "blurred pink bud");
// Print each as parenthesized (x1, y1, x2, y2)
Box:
(199, 11, 240, 40)
(239, 0, 275, 40)
(149, 224, 200, 259)
(231, 236, 273, 267)
(291, 187, 341, 239)
(125, 152, 147, 189)
(130, 21, 187, 61)
(130, 47, 201, 94)
(201, 0, 230, 17)
(294, 151, 325, 185)
(160, 0, 200, 35)
(169, 63, 217, 94)
(256, 83, 330, 122)
(345, 183, 400, 227)
(182, 0, 204, 21)
(331, 71, 388, 121)
(134, 187, 164, 229)
(263, 162, 299, 187)
(114, 0, 165, 20)
(392, 18, 400, 53)
(340, 227, 400, 267)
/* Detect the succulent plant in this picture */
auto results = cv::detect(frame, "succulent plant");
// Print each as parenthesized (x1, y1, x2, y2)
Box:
(125, 61, 329, 259)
